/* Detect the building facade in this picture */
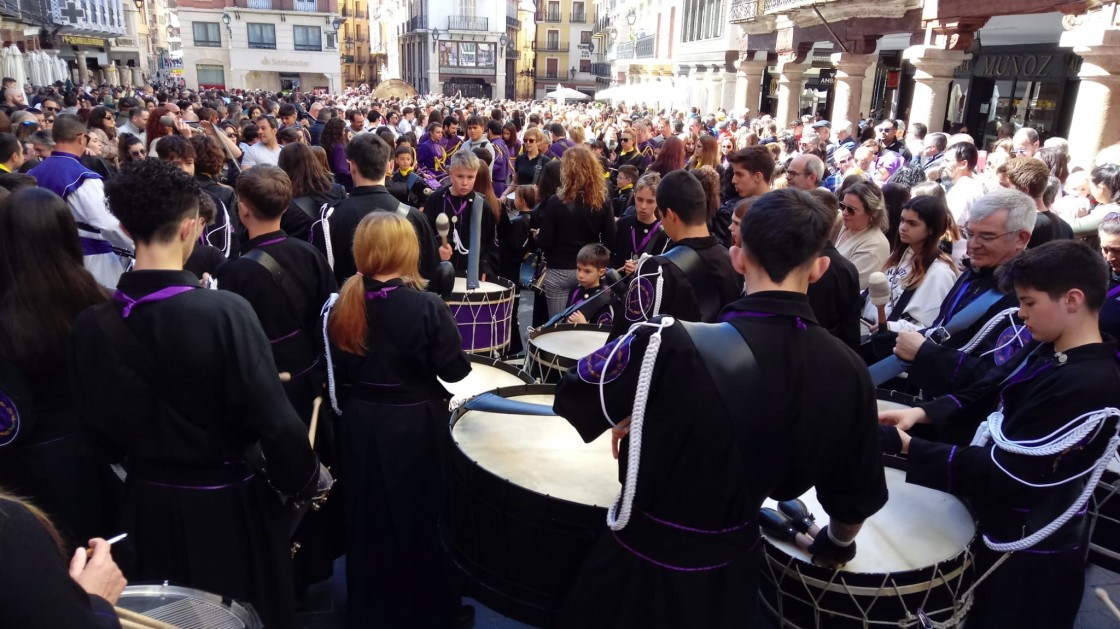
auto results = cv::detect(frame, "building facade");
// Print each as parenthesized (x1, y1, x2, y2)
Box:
(533, 0, 596, 98)
(51, 0, 128, 83)
(340, 0, 386, 87)
(177, 0, 342, 92)
(397, 0, 511, 98)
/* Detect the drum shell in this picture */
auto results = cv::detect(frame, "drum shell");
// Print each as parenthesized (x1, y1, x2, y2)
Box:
(759, 457, 976, 629)
(443, 384, 606, 627)
(526, 323, 610, 383)
(446, 276, 515, 355)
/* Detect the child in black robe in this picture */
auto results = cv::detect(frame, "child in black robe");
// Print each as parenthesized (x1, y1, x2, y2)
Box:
(387, 146, 431, 208)
(566, 243, 617, 326)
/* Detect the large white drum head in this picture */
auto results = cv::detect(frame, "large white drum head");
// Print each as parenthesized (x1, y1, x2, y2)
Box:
(763, 467, 975, 573)
(450, 277, 509, 296)
(531, 329, 609, 361)
(452, 394, 620, 507)
(877, 399, 912, 413)
(440, 363, 529, 400)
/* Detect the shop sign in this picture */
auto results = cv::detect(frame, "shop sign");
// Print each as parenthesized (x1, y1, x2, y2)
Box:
(817, 68, 835, 87)
(62, 34, 106, 47)
(965, 52, 1080, 80)
(439, 66, 494, 77)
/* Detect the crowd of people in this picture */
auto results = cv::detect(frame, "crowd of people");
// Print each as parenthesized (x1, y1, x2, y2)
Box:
(1, 77, 1120, 629)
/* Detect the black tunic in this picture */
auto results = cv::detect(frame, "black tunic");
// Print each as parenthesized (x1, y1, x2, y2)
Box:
(807, 242, 861, 349)
(329, 278, 471, 629)
(0, 497, 121, 629)
(536, 195, 618, 270)
(70, 270, 321, 629)
(513, 152, 550, 186)
(908, 341, 1120, 627)
(424, 187, 499, 278)
(611, 216, 668, 270)
(567, 283, 615, 326)
(196, 176, 241, 258)
(553, 292, 887, 628)
(1101, 273, 1120, 340)
(611, 236, 742, 338)
(1027, 210, 1074, 249)
(314, 185, 440, 287)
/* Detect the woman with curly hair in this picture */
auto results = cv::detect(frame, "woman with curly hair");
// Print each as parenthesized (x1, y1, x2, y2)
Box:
(319, 117, 351, 190)
(278, 142, 345, 241)
(191, 134, 240, 256)
(647, 135, 686, 176)
(836, 180, 891, 290)
(86, 106, 118, 167)
(535, 146, 617, 316)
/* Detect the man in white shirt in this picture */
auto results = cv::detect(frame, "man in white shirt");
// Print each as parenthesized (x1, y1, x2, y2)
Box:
(118, 106, 149, 145)
(397, 106, 416, 136)
(944, 141, 985, 226)
(241, 116, 281, 168)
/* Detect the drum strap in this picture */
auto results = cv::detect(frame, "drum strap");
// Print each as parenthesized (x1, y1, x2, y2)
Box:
(678, 321, 762, 474)
(658, 246, 721, 323)
(241, 248, 308, 322)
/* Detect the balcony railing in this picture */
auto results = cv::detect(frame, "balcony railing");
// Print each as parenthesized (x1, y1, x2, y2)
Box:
(292, 0, 317, 11)
(537, 73, 560, 80)
(570, 10, 586, 22)
(591, 62, 610, 77)
(541, 40, 567, 51)
(730, 0, 839, 23)
(408, 15, 427, 30)
(536, 10, 561, 22)
(593, 15, 611, 34)
(616, 40, 634, 59)
(448, 15, 488, 31)
(246, 0, 272, 8)
(635, 34, 654, 58)
(238, 0, 329, 10)
(507, 15, 521, 30)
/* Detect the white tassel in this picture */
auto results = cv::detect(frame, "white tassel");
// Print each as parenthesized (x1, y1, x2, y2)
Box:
(320, 293, 342, 415)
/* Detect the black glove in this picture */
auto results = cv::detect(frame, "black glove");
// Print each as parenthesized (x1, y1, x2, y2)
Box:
(808, 525, 856, 569)
(879, 424, 903, 456)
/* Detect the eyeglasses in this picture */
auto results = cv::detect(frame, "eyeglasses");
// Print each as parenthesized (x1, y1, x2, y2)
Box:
(43, 106, 58, 112)
(1011, 148, 1030, 156)
(839, 202, 860, 216)
(961, 227, 1016, 242)
(620, 138, 632, 143)
(129, 149, 146, 157)
(876, 127, 891, 133)
(524, 138, 536, 143)
(786, 170, 806, 178)
(104, 115, 114, 120)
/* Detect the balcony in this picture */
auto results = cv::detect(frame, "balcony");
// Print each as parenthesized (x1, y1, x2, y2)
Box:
(506, 15, 521, 30)
(292, 0, 317, 11)
(237, 0, 330, 10)
(729, 0, 841, 23)
(616, 40, 633, 59)
(591, 62, 610, 77)
(537, 73, 560, 81)
(448, 15, 488, 31)
(408, 15, 427, 30)
(536, 10, 561, 22)
(540, 40, 567, 51)
(635, 34, 654, 58)
(570, 10, 586, 22)
(593, 15, 611, 34)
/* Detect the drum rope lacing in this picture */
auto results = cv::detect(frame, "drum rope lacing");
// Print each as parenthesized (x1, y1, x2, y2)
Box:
(604, 317, 674, 531)
(321, 293, 342, 415)
(971, 406, 1120, 552)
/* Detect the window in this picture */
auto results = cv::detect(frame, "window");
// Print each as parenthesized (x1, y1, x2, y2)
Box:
(197, 64, 225, 88)
(192, 22, 221, 47)
(458, 0, 475, 17)
(579, 59, 590, 73)
(294, 25, 321, 51)
(682, 0, 722, 43)
(247, 23, 276, 49)
(547, 30, 559, 49)
(580, 30, 591, 44)
(545, 57, 558, 78)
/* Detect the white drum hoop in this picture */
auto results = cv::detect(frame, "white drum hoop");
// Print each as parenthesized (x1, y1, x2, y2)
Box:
(525, 323, 610, 383)
(116, 583, 262, 629)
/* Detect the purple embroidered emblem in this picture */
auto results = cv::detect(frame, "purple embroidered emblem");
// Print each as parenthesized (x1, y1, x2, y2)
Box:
(625, 276, 656, 321)
(578, 336, 633, 384)
(0, 389, 20, 447)
(994, 324, 1032, 366)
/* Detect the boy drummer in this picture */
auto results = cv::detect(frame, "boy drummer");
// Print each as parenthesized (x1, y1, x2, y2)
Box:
(881, 240, 1120, 628)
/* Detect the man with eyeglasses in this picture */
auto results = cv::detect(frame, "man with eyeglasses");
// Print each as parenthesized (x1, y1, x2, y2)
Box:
(118, 107, 149, 146)
(786, 153, 826, 192)
(39, 97, 60, 115)
(875, 119, 911, 163)
(873, 189, 1037, 398)
(823, 147, 853, 193)
(1100, 214, 1120, 339)
(1011, 127, 1040, 158)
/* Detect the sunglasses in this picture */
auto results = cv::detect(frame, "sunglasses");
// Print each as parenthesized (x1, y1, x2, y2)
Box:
(839, 202, 860, 215)
(876, 127, 891, 133)
(1103, 212, 1120, 222)
(43, 106, 59, 112)
(524, 138, 536, 143)
(129, 149, 146, 157)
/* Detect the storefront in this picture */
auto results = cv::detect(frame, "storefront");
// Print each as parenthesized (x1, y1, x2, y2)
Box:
(438, 40, 497, 98)
(953, 44, 1081, 149)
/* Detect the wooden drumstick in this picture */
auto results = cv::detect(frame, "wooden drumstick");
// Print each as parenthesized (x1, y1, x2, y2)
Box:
(308, 396, 323, 449)
(435, 212, 450, 247)
(278, 372, 292, 383)
(868, 272, 890, 334)
(114, 606, 182, 629)
(1095, 588, 1120, 621)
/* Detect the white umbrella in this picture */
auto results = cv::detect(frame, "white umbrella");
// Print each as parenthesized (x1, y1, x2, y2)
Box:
(106, 63, 119, 86)
(546, 84, 591, 102)
(28, 51, 42, 87)
(39, 52, 52, 86)
(6, 46, 26, 89)
(55, 55, 68, 83)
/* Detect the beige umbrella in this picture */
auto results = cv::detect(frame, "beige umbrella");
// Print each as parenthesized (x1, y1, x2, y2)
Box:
(372, 78, 418, 99)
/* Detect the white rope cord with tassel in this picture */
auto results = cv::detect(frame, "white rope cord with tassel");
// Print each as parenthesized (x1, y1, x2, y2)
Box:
(605, 317, 674, 531)
(320, 293, 342, 415)
(952, 307, 1021, 354)
(971, 407, 1120, 552)
(451, 224, 471, 256)
(313, 203, 336, 270)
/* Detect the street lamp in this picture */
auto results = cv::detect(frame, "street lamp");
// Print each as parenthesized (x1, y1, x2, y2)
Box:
(626, 8, 636, 27)
(221, 12, 232, 38)
(132, 0, 143, 10)
(431, 27, 441, 52)
(499, 33, 508, 58)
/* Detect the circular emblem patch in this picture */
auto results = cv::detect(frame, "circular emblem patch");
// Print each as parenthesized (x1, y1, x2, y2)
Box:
(994, 324, 1032, 366)
(578, 335, 633, 385)
(0, 389, 21, 447)
(625, 276, 656, 322)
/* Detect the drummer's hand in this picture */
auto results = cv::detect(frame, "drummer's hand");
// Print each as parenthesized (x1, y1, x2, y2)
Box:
(438, 243, 452, 261)
(623, 259, 637, 275)
(568, 311, 587, 324)
(897, 428, 912, 455)
(893, 331, 926, 362)
(69, 538, 127, 605)
(611, 417, 632, 460)
(878, 407, 926, 432)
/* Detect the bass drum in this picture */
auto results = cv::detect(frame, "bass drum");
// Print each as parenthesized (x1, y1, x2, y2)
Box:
(116, 583, 262, 629)
(438, 354, 533, 402)
(525, 323, 610, 383)
(759, 457, 977, 628)
(443, 384, 620, 627)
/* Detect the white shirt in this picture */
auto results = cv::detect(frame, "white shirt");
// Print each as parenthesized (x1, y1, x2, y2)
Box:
(70, 178, 134, 289)
(861, 249, 960, 333)
(946, 175, 985, 226)
(241, 141, 281, 168)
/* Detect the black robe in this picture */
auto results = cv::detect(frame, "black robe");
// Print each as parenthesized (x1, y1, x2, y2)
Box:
(329, 278, 471, 629)
(70, 269, 321, 629)
(808, 242, 861, 349)
(611, 216, 668, 270)
(611, 236, 741, 338)
(907, 341, 1120, 628)
(424, 187, 499, 278)
(313, 185, 440, 287)
(1102, 273, 1120, 340)
(553, 292, 887, 628)
(567, 283, 616, 326)
(196, 176, 241, 258)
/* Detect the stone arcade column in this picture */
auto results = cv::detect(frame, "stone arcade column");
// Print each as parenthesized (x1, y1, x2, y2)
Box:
(830, 52, 875, 126)
(708, 67, 724, 114)
(736, 52, 767, 117)
(903, 45, 971, 134)
(775, 56, 807, 128)
(1061, 25, 1120, 168)
(76, 50, 89, 84)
